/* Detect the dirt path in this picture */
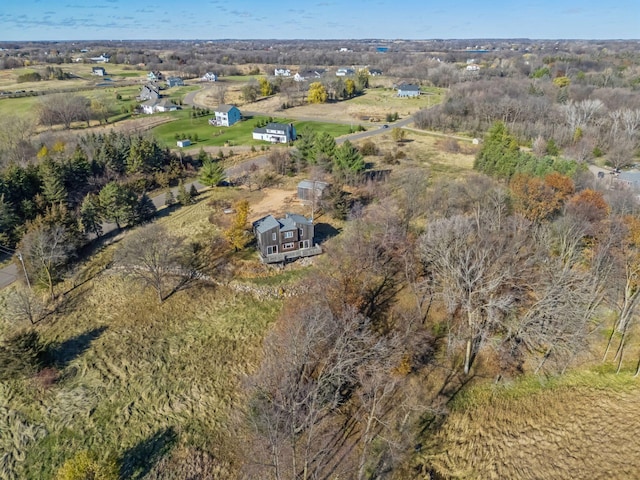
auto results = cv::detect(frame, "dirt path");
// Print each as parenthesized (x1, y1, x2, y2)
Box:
(248, 188, 301, 222)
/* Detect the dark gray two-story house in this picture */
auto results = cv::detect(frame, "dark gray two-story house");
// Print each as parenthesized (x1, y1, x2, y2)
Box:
(252, 213, 322, 263)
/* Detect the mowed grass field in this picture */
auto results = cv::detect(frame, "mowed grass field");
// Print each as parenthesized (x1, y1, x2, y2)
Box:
(421, 370, 640, 479)
(152, 111, 356, 149)
(0, 188, 287, 478)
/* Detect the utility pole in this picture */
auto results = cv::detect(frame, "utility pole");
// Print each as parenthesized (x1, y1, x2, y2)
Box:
(17, 252, 31, 291)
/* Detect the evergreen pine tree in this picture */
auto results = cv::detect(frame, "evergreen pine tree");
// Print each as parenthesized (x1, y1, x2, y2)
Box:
(80, 193, 103, 238)
(199, 158, 227, 187)
(40, 159, 67, 205)
(176, 180, 192, 205)
(164, 189, 175, 206)
(131, 192, 157, 225)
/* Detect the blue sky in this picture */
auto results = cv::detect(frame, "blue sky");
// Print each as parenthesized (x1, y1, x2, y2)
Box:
(0, 0, 637, 41)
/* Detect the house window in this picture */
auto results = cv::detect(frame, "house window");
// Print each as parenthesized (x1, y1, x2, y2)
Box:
(299, 228, 304, 238)
(283, 242, 294, 249)
(272, 232, 277, 241)
(284, 231, 294, 239)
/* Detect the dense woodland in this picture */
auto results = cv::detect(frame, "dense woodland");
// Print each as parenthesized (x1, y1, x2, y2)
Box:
(1, 39, 640, 479)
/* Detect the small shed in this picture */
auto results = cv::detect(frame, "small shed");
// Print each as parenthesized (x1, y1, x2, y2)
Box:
(297, 180, 329, 202)
(177, 139, 191, 148)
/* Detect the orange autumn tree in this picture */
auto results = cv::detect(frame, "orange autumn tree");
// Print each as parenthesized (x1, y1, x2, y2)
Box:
(509, 172, 574, 222)
(565, 189, 610, 224)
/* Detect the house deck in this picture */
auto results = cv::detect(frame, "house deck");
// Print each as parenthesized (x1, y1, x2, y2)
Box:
(259, 245, 322, 264)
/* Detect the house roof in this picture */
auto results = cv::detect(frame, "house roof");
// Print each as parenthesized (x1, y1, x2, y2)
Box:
(285, 213, 312, 226)
(253, 213, 312, 234)
(253, 122, 292, 135)
(253, 215, 280, 234)
(298, 180, 329, 191)
(215, 104, 238, 113)
(157, 99, 177, 108)
(397, 83, 420, 91)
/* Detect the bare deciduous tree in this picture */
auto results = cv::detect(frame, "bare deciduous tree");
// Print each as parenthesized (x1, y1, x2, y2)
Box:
(114, 224, 210, 303)
(420, 213, 536, 375)
(4, 287, 47, 325)
(21, 223, 72, 301)
(38, 93, 91, 129)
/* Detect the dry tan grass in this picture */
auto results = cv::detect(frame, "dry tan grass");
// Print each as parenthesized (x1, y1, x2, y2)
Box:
(422, 375, 640, 480)
(0, 188, 291, 478)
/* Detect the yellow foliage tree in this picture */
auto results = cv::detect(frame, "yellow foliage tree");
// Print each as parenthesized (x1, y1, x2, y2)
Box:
(37, 145, 49, 159)
(225, 199, 251, 251)
(259, 77, 273, 96)
(307, 82, 328, 104)
(56, 451, 119, 480)
(345, 78, 356, 97)
(553, 76, 571, 88)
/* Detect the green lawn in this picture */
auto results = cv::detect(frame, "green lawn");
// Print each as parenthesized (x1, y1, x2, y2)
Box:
(0, 84, 140, 121)
(152, 111, 357, 149)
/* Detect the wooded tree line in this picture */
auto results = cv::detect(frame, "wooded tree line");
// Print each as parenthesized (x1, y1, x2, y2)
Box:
(0, 130, 201, 300)
(414, 77, 640, 168)
(243, 126, 640, 477)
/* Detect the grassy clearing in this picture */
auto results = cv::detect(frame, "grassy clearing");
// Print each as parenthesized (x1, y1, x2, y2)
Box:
(0, 85, 140, 123)
(421, 369, 640, 479)
(352, 129, 477, 178)
(221, 75, 262, 82)
(151, 112, 355, 149)
(0, 189, 299, 479)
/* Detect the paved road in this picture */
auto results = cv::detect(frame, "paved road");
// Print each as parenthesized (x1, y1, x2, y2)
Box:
(0, 263, 18, 289)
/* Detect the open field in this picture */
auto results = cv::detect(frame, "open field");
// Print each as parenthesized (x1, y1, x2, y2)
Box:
(0, 188, 297, 478)
(351, 128, 479, 176)
(152, 111, 356, 149)
(244, 86, 445, 123)
(422, 370, 640, 479)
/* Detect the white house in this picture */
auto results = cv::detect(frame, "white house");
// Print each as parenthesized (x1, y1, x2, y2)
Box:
(274, 68, 291, 77)
(336, 68, 355, 76)
(294, 69, 326, 82)
(397, 84, 421, 97)
(92, 67, 106, 76)
(210, 105, 241, 127)
(201, 72, 217, 82)
(148, 71, 163, 81)
(90, 54, 110, 63)
(141, 98, 179, 114)
(253, 122, 297, 143)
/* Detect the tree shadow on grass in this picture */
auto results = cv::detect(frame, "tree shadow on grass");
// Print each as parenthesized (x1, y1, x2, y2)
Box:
(47, 326, 108, 369)
(120, 427, 178, 480)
